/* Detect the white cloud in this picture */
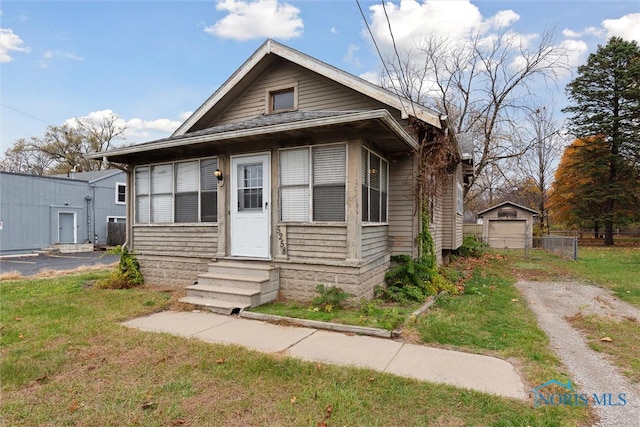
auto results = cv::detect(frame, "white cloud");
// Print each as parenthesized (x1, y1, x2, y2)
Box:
(484, 10, 520, 30)
(342, 44, 362, 67)
(359, 71, 381, 85)
(0, 28, 30, 63)
(330, 26, 338, 35)
(602, 13, 640, 42)
(179, 111, 194, 121)
(205, 0, 303, 41)
(64, 110, 182, 143)
(38, 50, 83, 68)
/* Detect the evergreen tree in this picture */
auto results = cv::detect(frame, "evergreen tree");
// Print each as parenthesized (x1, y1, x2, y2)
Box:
(562, 37, 640, 245)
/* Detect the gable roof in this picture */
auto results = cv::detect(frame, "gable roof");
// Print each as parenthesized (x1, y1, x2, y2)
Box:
(478, 201, 539, 217)
(174, 39, 442, 135)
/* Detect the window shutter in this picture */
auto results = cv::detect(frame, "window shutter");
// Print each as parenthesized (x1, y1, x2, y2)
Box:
(313, 145, 346, 222)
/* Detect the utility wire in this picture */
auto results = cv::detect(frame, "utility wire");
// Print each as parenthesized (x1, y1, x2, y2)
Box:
(1, 103, 57, 127)
(381, 0, 418, 119)
(355, 0, 414, 119)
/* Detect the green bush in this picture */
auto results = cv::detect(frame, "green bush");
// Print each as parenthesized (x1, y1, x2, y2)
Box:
(97, 246, 144, 289)
(457, 235, 488, 258)
(311, 285, 352, 312)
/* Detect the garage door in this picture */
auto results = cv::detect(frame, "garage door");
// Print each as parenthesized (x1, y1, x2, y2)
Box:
(488, 220, 526, 248)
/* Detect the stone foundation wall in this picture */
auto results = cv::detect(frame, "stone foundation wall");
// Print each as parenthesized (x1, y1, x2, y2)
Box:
(137, 255, 210, 287)
(136, 253, 389, 302)
(278, 257, 389, 302)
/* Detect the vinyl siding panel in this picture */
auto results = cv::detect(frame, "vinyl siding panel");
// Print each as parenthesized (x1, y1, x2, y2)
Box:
(215, 60, 401, 126)
(285, 224, 347, 260)
(388, 155, 417, 257)
(361, 225, 388, 259)
(441, 174, 454, 249)
(133, 225, 217, 257)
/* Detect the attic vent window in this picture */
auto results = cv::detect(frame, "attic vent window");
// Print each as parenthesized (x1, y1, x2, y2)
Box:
(270, 88, 295, 113)
(498, 207, 517, 219)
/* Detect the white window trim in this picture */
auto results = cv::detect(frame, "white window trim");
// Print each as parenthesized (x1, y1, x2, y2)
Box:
(265, 82, 298, 114)
(107, 216, 126, 223)
(115, 182, 126, 205)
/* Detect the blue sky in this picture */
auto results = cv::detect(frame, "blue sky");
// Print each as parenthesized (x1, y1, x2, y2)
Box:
(1, 0, 639, 153)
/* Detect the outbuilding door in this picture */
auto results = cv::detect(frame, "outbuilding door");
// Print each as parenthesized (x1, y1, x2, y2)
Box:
(230, 153, 271, 258)
(488, 219, 526, 248)
(59, 212, 76, 244)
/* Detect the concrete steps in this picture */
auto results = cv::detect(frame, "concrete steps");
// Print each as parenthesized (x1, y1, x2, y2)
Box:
(179, 260, 279, 315)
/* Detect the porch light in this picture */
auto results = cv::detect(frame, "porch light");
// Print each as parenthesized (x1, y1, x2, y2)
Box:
(369, 168, 378, 175)
(214, 168, 223, 182)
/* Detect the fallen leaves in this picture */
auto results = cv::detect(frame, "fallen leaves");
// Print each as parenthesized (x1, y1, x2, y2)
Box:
(600, 336, 613, 342)
(317, 405, 333, 427)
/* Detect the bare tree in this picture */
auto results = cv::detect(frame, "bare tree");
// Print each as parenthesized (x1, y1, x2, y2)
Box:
(0, 137, 53, 175)
(0, 111, 125, 175)
(381, 26, 570, 197)
(516, 106, 565, 233)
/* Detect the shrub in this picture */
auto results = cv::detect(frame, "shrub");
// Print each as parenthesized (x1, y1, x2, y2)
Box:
(311, 285, 352, 312)
(457, 235, 488, 258)
(97, 246, 144, 289)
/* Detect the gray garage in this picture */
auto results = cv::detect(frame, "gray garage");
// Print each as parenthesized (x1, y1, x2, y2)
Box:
(478, 201, 538, 249)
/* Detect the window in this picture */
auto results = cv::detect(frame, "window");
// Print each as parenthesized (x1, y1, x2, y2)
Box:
(115, 182, 126, 204)
(280, 144, 346, 222)
(134, 158, 218, 224)
(268, 85, 297, 113)
(457, 182, 464, 214)
(361, 148, 388, 223)
(498, 207, 517, 218)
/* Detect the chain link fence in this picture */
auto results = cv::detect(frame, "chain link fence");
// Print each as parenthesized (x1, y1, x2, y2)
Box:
(534, 236, 578, 260)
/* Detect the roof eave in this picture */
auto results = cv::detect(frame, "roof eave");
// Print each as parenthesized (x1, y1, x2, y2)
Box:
(89, 110, 417, 162)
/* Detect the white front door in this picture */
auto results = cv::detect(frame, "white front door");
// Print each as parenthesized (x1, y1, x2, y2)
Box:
(230, 153, 271, 258)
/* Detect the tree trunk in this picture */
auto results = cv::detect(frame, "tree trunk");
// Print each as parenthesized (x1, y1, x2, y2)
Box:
(604, 220, 614, 246)
(593, 221, 599, 239)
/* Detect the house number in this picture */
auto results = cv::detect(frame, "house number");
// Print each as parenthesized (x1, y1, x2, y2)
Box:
(276, 225, 287, 255)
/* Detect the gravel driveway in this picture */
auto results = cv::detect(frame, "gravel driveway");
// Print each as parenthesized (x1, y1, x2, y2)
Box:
(516, 280, 640, 427)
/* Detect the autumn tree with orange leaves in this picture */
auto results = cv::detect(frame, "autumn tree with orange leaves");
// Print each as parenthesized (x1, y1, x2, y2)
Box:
(548, 136, 639, 238)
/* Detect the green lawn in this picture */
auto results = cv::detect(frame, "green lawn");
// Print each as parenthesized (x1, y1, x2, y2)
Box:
(0, 270, 591, 426)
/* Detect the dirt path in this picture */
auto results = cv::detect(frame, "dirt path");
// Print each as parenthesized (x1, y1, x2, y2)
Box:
(516, 280, 640, 427)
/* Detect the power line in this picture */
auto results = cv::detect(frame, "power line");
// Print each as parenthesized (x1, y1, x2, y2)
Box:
(1, 103, 57, 127)
(355, 0, 415, 119)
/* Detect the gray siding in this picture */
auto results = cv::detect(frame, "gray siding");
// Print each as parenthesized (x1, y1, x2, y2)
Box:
(285, 224, 347, 260)
(361, 225, 388, 260)
(388, 155, 417, 257)
(132, 225, 218, 258)
(215, 60, 401, 126)
(0, 171, 126, 255)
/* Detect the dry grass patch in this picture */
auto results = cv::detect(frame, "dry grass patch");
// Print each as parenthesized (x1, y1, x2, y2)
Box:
(567, 313, 640, 384)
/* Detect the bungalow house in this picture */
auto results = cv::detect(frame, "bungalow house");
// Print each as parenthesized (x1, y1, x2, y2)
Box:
(89, 39, 472, 312)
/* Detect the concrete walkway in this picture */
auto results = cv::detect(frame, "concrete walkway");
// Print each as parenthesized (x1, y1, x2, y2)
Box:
(123, 310, 527, 400)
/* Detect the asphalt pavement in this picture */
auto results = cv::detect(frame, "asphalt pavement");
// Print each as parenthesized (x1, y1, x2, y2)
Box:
(0, 251, 119, 276)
